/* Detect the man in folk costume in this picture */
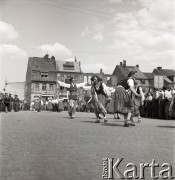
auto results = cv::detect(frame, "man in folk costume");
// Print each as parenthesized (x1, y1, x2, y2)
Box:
(57, 76, 87, 118)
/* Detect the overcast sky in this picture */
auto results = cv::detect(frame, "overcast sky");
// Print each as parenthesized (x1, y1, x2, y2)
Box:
(0, 0, 174, 90)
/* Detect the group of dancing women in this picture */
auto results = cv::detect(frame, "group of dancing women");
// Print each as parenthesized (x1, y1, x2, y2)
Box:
(57, 70, 145, 127)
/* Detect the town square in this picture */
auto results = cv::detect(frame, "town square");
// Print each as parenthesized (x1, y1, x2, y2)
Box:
(0, 0, 175, 179)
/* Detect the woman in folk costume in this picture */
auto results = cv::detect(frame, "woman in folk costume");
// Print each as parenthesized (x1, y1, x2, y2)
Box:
(47, 96, 53, 112)
(87, 75, 112, 123)
(34, 96, 40, 112)
(57, 76, 87, 118)
(108, 70, 142, 127)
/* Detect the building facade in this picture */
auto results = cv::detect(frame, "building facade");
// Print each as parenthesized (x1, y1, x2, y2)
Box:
(83, 68, 111, 85)
(56, 57, 84, 99)
(111, 60, 149, 89)
(25, 55, 84, 101)
(25, 54, 57, 101)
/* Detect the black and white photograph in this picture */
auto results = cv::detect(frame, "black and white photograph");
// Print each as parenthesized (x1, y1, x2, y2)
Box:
(0, 0, 175, 179)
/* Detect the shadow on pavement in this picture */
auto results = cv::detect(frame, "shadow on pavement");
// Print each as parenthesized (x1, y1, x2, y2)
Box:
(82, 120, 97, 123)
(102, 123, 124, 127)
(157, 125, 175, 129)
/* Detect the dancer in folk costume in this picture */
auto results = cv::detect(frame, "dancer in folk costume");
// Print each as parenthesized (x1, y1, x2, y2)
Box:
(108, 70, 142, 127)
(130, 81, 145, 123)
(87, 75, 112, 123)
(57, 76, 87, 118)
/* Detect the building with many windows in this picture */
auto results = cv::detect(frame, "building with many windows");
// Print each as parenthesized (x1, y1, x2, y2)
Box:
(25, 55, 84, 101)
(25, 54, 57, 101)
(56, 57, 83, 99)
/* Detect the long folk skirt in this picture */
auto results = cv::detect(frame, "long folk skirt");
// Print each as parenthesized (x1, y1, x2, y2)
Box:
(90, 93, 107, 117)
(107, 86, 132, 114)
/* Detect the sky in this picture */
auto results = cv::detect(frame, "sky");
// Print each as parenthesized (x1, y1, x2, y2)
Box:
(0, 0, 174, 90)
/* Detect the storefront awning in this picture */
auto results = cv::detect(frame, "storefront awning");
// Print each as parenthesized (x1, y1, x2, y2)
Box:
(164, 76, 174, 83)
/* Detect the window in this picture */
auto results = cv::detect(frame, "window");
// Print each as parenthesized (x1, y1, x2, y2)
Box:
(41, 72, 48, 78)
(60, 86, 64, 90)
(34, 83, 39, 91)
(63, 65, 74, 70)
(63, 62, 74, 70)
(49, 84, 54, 91)
(42, 84, 47, 91)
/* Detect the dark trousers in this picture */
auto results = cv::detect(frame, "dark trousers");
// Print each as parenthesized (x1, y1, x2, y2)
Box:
(14, 103, 19, 112)
(4, 103, 9, 112)
(146, 101, 152, 118)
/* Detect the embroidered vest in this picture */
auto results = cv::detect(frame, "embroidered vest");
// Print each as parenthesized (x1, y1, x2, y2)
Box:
(94, 82, 106, 96)
(69, 83, 78, 100)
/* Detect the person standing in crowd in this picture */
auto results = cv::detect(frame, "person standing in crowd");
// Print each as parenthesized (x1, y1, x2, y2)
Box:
(152, 88, 160, 119)
(58, 99, 64, 112)
(14, 95, 20, 112)
(57, 76, 87, 119)
(34, 96, 40, 112)
(8, 94, 14, 112)
(170, 86, 175, 95)
(164, 87, 172, 119)
(169, 88, 175, 119)
(0, 92, 4, 112)
(47, 97, 53, 112)
(145, 92, 153, 118)
(4, 93, 10, 113)
(157, 89, 164, 119)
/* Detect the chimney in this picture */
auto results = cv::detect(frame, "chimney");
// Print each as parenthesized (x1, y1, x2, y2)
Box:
(51, 56, 55, 60)
(44, 54, 49, 59)
(136, 64, 139, 68)
(123, 60, 126, 67)
(157, 67, 162, 70)
(120, 62, 122, 66)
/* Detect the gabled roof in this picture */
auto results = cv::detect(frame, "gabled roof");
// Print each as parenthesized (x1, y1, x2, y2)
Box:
(29, 57, 56, 72)
(56, 60, 82, 73)
(153, 68, 175, 77)
(113, 65, 148, 80)
(143, 72, 154, 79)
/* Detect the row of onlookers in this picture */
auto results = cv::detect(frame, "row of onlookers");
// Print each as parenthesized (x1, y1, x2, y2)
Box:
(30, 96, 65, 112)
(140, 86, 175, 120)
(0, 93, 22, 113)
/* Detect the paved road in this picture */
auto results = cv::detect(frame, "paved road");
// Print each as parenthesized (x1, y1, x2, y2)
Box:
(0, 111, 175, 180)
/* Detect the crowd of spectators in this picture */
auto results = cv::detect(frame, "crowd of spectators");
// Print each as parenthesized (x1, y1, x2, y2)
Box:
(141, 86, 175, 120)
(0, 93, 23, 113)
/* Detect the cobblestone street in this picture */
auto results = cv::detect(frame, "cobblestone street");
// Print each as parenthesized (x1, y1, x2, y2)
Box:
(0, 111, 175, 180)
